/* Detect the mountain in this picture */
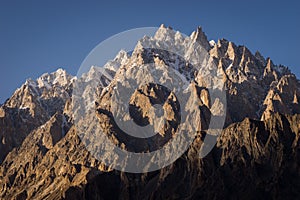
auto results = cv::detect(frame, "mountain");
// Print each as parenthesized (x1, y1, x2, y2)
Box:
(0, 69, 74, 162)
(0, 25, 300, 200)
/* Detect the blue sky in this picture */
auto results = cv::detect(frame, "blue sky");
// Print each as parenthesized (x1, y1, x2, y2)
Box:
(0, 0, 299, 103)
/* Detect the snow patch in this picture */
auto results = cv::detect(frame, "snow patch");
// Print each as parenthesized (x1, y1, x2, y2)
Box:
(209, 40, 216, 47)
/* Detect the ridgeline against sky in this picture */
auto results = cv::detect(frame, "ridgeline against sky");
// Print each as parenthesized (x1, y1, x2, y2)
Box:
(0, 0, 299, 103)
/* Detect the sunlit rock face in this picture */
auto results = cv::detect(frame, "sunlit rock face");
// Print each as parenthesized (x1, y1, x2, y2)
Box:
(0, 25, 300, 200)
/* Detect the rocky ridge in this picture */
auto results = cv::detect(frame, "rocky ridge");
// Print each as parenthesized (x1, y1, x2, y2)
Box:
(0, 25, 299, 199)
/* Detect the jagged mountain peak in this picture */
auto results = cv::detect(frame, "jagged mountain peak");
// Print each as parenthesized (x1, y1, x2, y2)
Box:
(1, 25, 300, 200)
(37, 68, 73, 88)
(154, 24, 176, 41)
(209, 39, 216, 47)
(0, 67, 74, 164)
(255, 50, 267, 66)
(190, 26, 210, 50)
(103, 49, 129, 72)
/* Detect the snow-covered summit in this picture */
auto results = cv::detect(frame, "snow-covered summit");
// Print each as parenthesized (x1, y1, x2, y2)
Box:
(103, 50, 129, 72)
(36, 68, 73, 88)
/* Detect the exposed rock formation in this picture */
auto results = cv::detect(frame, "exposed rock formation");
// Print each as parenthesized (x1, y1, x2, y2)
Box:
(0, 69, 73, 162)
(0, 25, 299, 200)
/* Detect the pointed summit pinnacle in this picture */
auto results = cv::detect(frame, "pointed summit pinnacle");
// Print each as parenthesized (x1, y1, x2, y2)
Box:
(190, 26, 210, 50)
(255, 51, 266, 66)
(294, 92, 298, 104)
(265, 58, 274, 72)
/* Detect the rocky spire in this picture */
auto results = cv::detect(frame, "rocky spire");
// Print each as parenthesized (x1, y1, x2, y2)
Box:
(190, 26, 210, 51)
(154, 24, 175, 41)
(226, 42, 236, 61)
(255, 51, 266, 66)
(1, 25, 300, 200)
(265, 58, 274, 72)
(263, 57, 278, 80)
(294, 92, 299, 104)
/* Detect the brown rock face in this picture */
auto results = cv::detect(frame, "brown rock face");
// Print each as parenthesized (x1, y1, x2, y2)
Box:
(2, 113, 299, 200)
(0, 25, 300, 200)
(0, 69, 73, 163)
(262, 74, 300, 121)
(206, 35, 299, 126)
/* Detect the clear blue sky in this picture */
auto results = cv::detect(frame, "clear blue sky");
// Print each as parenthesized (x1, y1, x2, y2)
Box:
(0, 0, 299, 103)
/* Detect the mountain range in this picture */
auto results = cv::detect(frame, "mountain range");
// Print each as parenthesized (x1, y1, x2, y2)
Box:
(0, 25, 300, 200)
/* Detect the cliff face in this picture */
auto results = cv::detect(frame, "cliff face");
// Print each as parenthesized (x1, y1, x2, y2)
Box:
(1, 114, 299, 199)
(0, 69, 73, 162)
(0, 25, 300, 200)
